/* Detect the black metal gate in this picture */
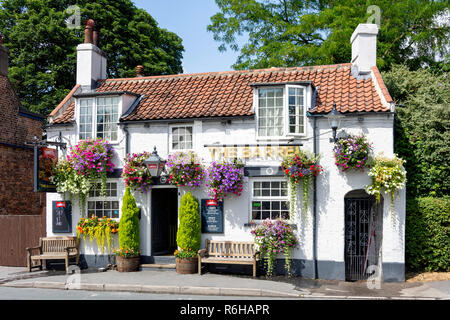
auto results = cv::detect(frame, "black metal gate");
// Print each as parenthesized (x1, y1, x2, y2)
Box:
(344, 197, 377, 281)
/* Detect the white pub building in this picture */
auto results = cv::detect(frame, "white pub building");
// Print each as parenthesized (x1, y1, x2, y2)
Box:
(46, 22, 406, 282)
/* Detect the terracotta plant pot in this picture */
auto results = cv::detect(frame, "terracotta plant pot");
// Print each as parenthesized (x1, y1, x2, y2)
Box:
(176, 257, 198, 274)
(116, 255, 140, 272)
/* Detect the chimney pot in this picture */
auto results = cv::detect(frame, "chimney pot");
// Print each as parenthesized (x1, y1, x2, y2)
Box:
(93, 30, 99, 47)
(136, 65, 144, 77)
(84, 19, 95, 44)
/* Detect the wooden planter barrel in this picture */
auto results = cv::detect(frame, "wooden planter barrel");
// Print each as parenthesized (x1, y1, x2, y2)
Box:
(116, 255, 140, 272)
(176, 257, 198, 274)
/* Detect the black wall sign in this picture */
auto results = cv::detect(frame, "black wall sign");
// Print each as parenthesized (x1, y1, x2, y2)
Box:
(52, 201, 72, 233)
(201, 199, 224, 234)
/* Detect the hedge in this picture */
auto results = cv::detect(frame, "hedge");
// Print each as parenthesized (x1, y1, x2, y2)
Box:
(405, 197, 449, 272)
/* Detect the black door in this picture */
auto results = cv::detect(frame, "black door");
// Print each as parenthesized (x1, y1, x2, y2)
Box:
(151, 188, 178, 255)
(344, 197, 373, 281)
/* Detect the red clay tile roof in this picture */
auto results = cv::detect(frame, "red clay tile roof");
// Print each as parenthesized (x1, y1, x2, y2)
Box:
(52, 101, 75, 124)
(50, 63, 392, 124)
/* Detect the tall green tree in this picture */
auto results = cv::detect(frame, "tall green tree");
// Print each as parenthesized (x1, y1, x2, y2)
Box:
(208, 0, 449, 71)
(383, 64, 449, 198)
(0, 0, 184, 115)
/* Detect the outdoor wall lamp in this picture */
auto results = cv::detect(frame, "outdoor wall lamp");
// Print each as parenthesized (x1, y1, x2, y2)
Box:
(144, 146, 166, 178)
(325, 103, 344, 143)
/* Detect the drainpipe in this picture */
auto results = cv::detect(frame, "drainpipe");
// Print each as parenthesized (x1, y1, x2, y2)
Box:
(123, 123, 130, 155)
(313, 116, 318, 280)
(308, 112, 322, 280)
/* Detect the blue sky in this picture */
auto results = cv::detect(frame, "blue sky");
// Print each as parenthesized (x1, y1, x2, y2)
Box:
(133, 0, 243, 74)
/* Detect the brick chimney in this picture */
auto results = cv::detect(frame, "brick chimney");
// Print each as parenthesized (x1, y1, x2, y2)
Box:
(0, 35, 8, 77)
(76, 19, 107, 89)
(351, 24, 378, 74)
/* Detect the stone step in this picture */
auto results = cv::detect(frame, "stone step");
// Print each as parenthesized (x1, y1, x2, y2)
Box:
(152, 256, 176, 264)
(140, 263, 176, 270)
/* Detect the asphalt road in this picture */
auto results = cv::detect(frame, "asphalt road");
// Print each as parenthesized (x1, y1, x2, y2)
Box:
(0, 286, 301, 300)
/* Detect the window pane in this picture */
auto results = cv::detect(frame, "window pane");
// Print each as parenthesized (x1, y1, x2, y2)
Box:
(171, 126, 193, 150)
(261, 211, 271, 219)
(258, 88, 284, 137)
(96, 96, 119, 141)
(287, 87, 305, 134)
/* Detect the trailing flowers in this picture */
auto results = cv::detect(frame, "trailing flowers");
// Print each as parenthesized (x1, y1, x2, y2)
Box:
(251, 219, 298, 277)
(205, 159, 244, 200)
(51, 138, 115, 211)
(365, 153, 406, 216)
(334, 134, 373, 172)
(76, 215, 119, 253)
(122, 152, 152, 193)
(166, 151, 204, 188)
(281, 150, 322, 219)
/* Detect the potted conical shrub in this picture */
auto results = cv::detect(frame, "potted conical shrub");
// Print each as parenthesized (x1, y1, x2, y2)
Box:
(115, 187, 140, 272)
(175, 192, 201, 274)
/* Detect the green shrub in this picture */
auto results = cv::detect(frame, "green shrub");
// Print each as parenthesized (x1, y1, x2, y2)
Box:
(118, 187, 140, 254)
(406, 197, 449, 272)
(176, 192, 201, 253)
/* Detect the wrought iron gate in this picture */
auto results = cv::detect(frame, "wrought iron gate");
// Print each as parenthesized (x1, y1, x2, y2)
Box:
(344, 197, 377, 281)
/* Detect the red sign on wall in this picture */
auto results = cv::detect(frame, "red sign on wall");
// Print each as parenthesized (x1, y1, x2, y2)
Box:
(206, 200, 218, 207)
(56, 202, 66, 208)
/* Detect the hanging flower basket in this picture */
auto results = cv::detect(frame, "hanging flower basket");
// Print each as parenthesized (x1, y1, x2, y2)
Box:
(251, 219, 298, 277)
(365, 153, 406, 217)
(51, 138, 115, 211)
(281, 150, 322, 218)
(205, 159, 244, 200)
(122, 152, 152, 193)
(166, 151, 204, 187)
(334, 134, 373, 172)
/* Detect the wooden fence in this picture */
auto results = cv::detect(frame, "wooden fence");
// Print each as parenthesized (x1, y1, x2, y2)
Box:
(0, 215, 46, 266)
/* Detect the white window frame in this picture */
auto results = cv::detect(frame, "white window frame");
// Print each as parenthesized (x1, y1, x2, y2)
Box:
(86, 180, 120, 220)
(76, 95, 121, 143)
(249, 178, 290, 222)
(169, 124, 194, 152)
(285, 85, 307, 136)
(255, 85, 308, 140)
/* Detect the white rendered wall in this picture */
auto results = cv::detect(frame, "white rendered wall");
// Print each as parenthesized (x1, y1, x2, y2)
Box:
(46, 108, 405, 276)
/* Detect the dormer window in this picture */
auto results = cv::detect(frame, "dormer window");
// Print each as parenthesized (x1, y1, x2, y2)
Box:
(256, 85, 307, 138)
(78, 96, 120, 142)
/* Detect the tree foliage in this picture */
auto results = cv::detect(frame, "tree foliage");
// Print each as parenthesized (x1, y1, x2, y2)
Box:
(0, 0, 184, 115)
(208, 0, 449, 71)
(383, 64, 449, 198)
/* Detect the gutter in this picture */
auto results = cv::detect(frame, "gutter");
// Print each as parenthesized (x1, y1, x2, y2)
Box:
(119, 114, 255, 125)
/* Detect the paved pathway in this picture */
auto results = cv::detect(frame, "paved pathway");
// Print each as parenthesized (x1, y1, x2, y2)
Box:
(0, 266, 448, 300)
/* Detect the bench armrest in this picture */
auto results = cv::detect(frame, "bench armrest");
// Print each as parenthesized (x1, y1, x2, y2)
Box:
(253, 251, 260, 259)
(26, 246, 41, 254)
(198, 249, 207, 258)
(65, 246, 79, 254)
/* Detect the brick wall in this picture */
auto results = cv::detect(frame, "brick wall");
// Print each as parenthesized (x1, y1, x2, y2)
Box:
(0, 74, 44, 216)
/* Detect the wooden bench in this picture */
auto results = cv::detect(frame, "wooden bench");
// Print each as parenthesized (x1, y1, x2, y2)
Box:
(198, 240, 260, 277)
(26, 236, 80, 273)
